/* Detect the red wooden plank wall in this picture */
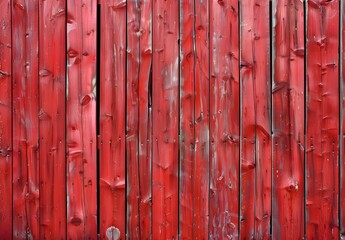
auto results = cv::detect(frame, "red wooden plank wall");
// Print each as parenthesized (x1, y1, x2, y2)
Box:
(2, 0, 345, 239)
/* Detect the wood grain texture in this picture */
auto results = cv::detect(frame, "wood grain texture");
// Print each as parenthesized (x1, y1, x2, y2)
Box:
(99, 0, 126, 238)
(306, 0, 339, 238)
(209, 0, 240, 238)
(39, 0, 67, 238)
(179, 0, 195, 237)
(0, 0, 12, 237)
(126, 0, 140, 237)
(179, 0, 209, 238)
(126, 0, 152, 238)
(240, 0, 271, 238)
(272, 0, 305, 239)
(152, 0, 179, 238)
(67, 0, 97, 238)
(193, 0, 210, 237)
(12, 0, 39, 238)
(137, 0, 152, 237)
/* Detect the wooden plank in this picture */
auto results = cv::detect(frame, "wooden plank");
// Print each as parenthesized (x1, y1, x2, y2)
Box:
(306, 0, 339, 238)
(179, 0, 195, 237)
(179, 0, 209, 237)
(193, 0, 210, 238)
(126, 0, 140, 237)
(39, 0, 67, 237)
(240, 0, 271, 238)
(99, 0, 126, 238)
(66, 0, 97, 238)
(80, 0, 97, 237)
(0, 0, 12, 237)
(126, 0, 152, 238)
(12, 0, 39, 238)
(209, 0, 240, 238)
(272, 0, 305, 238)
(137, 0, 152, 238)
(152, 0, 179, 238)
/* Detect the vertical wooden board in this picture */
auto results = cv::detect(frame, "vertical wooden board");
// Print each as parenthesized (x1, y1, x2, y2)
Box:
(179, 0, 195, 238)
(126, 0, 152, 238)
(12, 0, 39, 238)
(209, 0, 240, 238)
(126, 0, 140, 238)
(240, 0, 271, 238)
(66, 0, 97, 238)
(272, 0, 305, 239)
(100, 0, 126, 238)
(0, 0, 12, 237)
(193, 0, 210, 238)
(80, 0, 97, 236)
(137, 0, 152, 238)
(39, 0, 66, 238)
(152, 0, 179, 238)
(306, 0, 339, 238)
(66, 0, 84, 238)
(180, 0, 210, 238)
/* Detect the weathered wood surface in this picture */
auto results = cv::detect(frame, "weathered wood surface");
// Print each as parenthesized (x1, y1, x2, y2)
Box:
(306, 0, 340, 239)
(179, 0, 209, 238)
(152, 0, 179, 238)
(126, 0, 152, 238)
(67, 0, 97, 238)
(193, 0, 210, 238)
(179, 0, 195, 237)
(39, 0, 67, 238)
(99, 0, 126, 238)
(209, 0, 240, 238)
(240, 0, 271, 239)
(2, 0, 345, 239)
(272, 0, 305, 239)
(12, 0, 39, 238)
(0, 0, 12, 237)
